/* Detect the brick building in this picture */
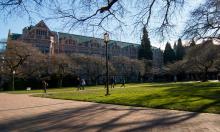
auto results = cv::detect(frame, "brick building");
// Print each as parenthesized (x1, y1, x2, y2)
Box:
(7, 20, 163, 68)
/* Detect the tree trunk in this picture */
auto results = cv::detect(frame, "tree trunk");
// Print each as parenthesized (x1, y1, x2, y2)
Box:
(202, 68, 208, 82)
(58, 74, 63, 88)
(10, 73, 15, 91)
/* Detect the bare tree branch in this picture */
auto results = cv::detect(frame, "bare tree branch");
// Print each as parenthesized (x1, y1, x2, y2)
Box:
(183, 0, 220, 40)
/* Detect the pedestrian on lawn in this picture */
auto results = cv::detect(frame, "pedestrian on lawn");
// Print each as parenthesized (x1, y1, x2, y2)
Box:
(42, 80, 48, 94)
(121, 78, 126, 88)
(76, 77, 81, 90)
(81, 78, 86, 90)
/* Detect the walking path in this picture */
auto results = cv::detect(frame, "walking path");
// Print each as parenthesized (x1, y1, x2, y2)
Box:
(0, 93, 220, 132)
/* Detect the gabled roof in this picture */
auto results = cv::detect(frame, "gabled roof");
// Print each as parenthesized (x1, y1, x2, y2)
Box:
(35, 20, 50, 30)
(8, 20, 162, 50)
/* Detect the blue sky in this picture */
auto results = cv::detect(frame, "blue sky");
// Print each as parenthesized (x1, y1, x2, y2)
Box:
(0, 0, 204, 49)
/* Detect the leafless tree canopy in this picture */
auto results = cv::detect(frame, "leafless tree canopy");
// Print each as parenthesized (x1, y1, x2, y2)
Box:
(165, 60, 187, 75)
(111, 56, 145, 76)
(0, 0, 185, 37)
(0, 0, 43, 20)
(183, 0, 220, 40)
(2, 41, 47, 79)
(1, 0, 219, 39)
(178, 40, 220, 81)
(185, 41, 220, 71)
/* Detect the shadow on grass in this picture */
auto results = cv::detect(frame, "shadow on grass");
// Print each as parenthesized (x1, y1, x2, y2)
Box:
(0, 102, 203, 131)
(143, 82, 220, 113)
(94, 82, 220, 114)
(162, 83, 220, 113)
(151, 82, 220, 89)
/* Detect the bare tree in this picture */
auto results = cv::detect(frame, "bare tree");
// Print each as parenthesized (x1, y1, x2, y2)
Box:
(20, 47, 47, 78)
(0, 0, 47, 21)
(70, 53, 115, 84)
(50, 53, 76, 88)
(166, 61, 184, 75)
(164, 60, 187, 81)
(184, 0, 220, 40)
(0, 0, 185, 38)
(51, 0, 186, 37)
(3, 0, 220, 40)
(2, 41, 45, 90)
(111, 56, 145, 81)
(183, 40, 220, 82)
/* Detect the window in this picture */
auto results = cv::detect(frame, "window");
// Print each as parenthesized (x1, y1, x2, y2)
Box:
(69, 39, 72, 44)
(72, 40, 76, 45)
(36, 30, 47, 36)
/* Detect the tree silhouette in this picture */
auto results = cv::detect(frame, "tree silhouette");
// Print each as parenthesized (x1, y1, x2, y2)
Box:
(138, 27, 152, 60)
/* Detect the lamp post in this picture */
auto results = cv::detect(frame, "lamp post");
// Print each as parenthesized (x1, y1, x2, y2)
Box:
(12, 70, 15, 91)
(104, 33, 110, 96)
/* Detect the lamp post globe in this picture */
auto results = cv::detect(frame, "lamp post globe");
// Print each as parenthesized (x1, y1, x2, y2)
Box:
(104, 33, 109, 43)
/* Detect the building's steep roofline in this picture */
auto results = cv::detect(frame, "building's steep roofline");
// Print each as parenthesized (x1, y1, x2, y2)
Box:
(57, 32, 159, 49)
(35, 20, 50, 30)
(57, 32, 140, 48)
(8, 30, 160, 50)
(8, 19, 162, 49)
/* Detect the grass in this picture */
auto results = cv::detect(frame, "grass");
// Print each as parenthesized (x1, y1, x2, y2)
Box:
(10, 82, 220, 114)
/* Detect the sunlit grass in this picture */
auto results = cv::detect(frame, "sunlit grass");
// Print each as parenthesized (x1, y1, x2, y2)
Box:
(10, 82, 220, 114)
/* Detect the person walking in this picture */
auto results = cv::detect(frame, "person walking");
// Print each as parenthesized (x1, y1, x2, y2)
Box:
(42, 80, 48, 94)
(121, 78, 126, 88)
(111, 77, 115, 88)
(114, 77, 117, 86)
(76, 77, 81, 90)
(81, 78, 86, 90)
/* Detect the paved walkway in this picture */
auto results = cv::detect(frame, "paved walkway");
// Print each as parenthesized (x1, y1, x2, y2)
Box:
(0, 93, 220, 132)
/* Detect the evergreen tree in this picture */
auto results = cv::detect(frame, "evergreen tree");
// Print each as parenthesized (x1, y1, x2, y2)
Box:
(138, 27, 152, 60)
(163, 42, 176, 64)
(190, 39, 196, 47)
(173, 42, 177, 54)
(176, 38, 185, 60)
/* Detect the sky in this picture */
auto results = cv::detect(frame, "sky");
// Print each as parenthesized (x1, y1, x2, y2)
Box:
(0, 0, 204, 49)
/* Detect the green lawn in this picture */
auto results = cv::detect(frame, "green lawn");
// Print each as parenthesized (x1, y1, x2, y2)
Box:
(12, 82, 220, 114)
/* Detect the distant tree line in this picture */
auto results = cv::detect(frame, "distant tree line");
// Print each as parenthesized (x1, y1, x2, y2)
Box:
(137, 27, 220, 82)
(165, 39, 220, 82)
(0, 41, 145, 91)
(163, 38, 186, 64)
(1, 27, 219, 91)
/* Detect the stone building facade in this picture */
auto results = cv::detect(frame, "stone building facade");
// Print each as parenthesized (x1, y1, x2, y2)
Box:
(7, 20, 163, 68)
